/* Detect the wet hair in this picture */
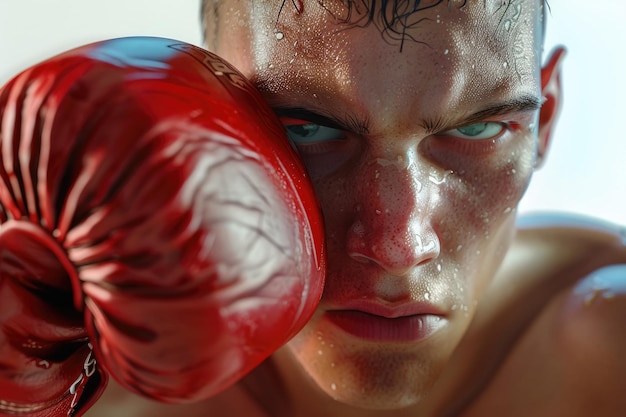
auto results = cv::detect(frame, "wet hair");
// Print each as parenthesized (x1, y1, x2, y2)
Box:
(317, 0, 547, 51)
(201, 0, 548, 52)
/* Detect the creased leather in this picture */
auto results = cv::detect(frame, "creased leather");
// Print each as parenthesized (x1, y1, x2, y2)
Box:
(0, 37, 325, 416)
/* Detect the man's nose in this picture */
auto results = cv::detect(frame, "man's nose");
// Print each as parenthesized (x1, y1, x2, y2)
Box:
(345, 153, 440, 276)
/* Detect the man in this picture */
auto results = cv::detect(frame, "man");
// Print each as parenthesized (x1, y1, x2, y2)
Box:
(90, 0, 626, 415)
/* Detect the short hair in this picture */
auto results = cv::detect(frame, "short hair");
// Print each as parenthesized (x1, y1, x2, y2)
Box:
(201, 0, 547, 53)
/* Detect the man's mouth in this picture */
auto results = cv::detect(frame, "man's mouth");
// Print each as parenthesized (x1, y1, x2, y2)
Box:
(324, 301, 447, 342)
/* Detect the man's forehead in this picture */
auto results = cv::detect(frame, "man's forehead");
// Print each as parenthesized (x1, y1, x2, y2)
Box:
(267, 0, 543, 31)
(259, 0, 543, 64)
(314, 0, 541, 27)
(211, 0, 543, 20)
(207, 1, 543, 49)
(215, 0, 544, 58)
(207, 0, 543, 126)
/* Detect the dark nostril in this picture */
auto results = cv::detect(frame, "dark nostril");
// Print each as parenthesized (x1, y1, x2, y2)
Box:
(416, 257, 434, 267)
(348, 252, 373, 265)
(347, 237, 439, 276)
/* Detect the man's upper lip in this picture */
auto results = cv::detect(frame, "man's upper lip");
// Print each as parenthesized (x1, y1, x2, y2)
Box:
(328, 300, 446, 319)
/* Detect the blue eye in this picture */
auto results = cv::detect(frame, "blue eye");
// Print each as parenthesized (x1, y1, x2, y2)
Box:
(440, 122, 506, 140)
(285, 123, 344, 145)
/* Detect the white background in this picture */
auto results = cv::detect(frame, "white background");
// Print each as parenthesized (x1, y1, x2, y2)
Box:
(1, 0, 624, 226)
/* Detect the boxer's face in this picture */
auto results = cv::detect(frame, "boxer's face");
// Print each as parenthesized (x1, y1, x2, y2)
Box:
(208, 0, 555, 409)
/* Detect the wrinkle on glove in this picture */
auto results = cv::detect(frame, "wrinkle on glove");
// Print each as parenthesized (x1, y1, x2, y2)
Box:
(0, 37, 325, 416)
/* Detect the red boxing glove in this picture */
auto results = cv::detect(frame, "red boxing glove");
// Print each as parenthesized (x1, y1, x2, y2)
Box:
(0, 37, 325, 416)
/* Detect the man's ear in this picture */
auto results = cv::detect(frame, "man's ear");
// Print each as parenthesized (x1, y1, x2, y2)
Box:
(535, 47, 566, 168)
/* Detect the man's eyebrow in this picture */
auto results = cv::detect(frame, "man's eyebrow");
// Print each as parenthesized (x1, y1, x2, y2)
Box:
(421, 94, 543, 133)
(273, 107, 371, 135)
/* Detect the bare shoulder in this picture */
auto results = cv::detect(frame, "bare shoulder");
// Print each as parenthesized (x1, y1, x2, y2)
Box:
(513, 212, 626, 331)
(466, 212, 626, 416)
(508, 212, 625, 276)
(525, 213, 626, 413)
(496, 211, 626, 345)
(514, 211, 626, 361)
(559, 262, 626, 368)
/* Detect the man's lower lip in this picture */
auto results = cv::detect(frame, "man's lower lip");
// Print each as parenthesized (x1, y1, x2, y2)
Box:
(324, 310, 446, 342)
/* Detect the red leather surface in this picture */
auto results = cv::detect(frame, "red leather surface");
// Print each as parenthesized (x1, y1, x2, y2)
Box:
(0, 37, 325, 416)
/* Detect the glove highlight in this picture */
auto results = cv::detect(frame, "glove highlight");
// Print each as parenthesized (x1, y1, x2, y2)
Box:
(0, 37, 325, 416)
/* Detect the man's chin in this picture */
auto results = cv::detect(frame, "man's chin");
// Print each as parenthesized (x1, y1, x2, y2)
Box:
(277, 316, 457, 413)
(319, 383, 426, 411)
(299, 347, 442, 412)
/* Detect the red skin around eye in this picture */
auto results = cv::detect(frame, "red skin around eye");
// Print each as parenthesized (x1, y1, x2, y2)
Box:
(279, 116, 359, 180)
(280, 117, 312, 126)
(428, 121, 526, 157)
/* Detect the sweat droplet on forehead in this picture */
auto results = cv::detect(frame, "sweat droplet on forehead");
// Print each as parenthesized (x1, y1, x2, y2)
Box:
(251, 2, 539, 126)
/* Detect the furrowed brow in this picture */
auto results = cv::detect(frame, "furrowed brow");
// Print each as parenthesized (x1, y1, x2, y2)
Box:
(421, 94, 543, 133)
(467, 95, 543, 122)
(273, 107, 371, 135)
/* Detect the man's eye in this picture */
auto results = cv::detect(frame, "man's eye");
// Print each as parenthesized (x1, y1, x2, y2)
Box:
(285, 122, 344, 145)
(439, 122, 506, 140)
(279, 117, 356, 179)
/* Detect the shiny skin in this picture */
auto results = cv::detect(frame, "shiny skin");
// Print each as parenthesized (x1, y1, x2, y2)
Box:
(0, 37, 324, 416)
(85, 213, 626, 417)
(208, 0, 550, 413)
(85, 2, 626, 416)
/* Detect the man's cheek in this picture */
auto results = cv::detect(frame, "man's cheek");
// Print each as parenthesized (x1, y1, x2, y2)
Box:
(433, 147, 535, 260)
(447, 168, 529, 228)
(431, 136, 535, 219)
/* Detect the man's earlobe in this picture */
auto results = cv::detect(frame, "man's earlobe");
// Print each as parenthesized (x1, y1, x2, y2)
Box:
(536, 47, 566, 168)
